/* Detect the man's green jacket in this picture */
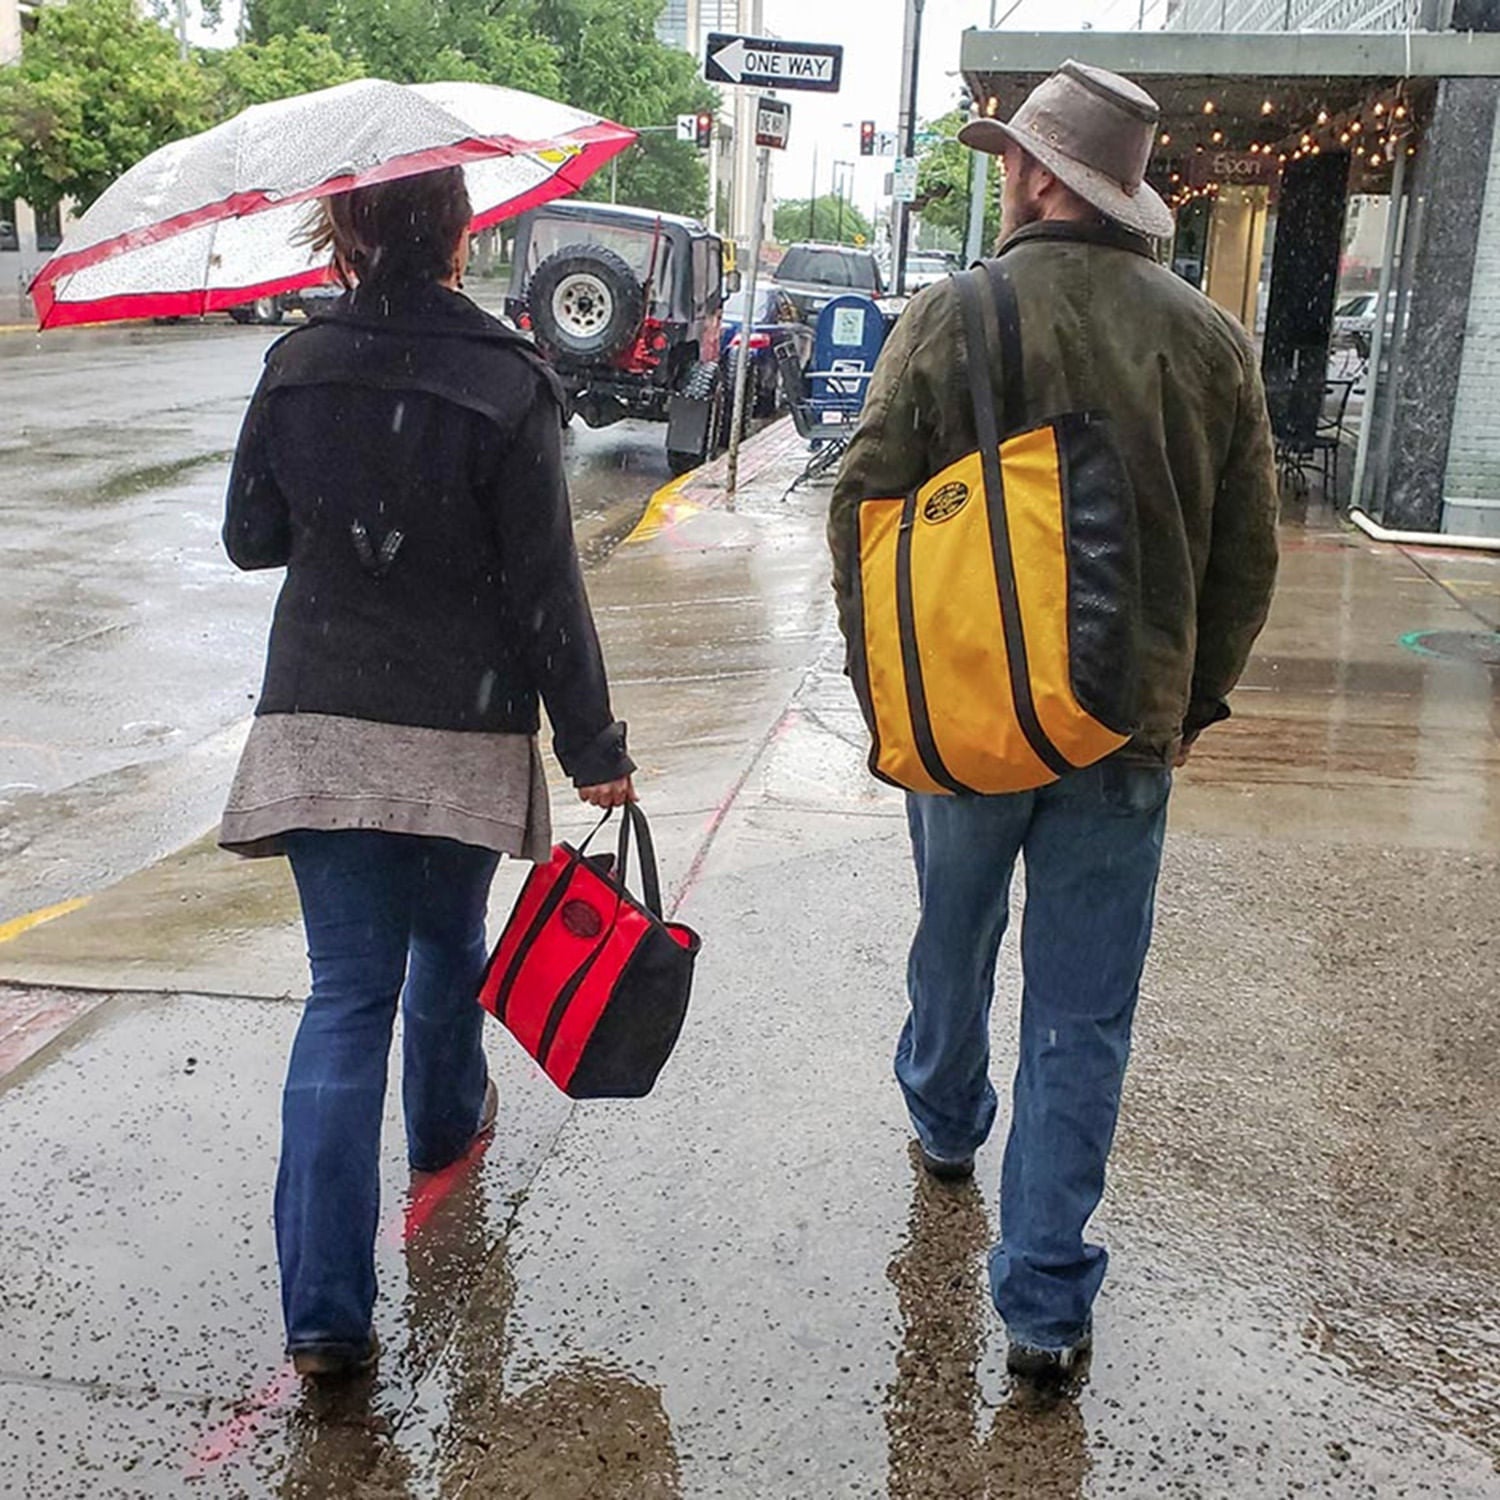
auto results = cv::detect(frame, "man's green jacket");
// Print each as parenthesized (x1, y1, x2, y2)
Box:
(828, 219, 1279, 764)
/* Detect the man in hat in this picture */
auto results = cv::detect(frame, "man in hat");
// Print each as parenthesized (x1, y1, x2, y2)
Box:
(828, 63, 1278, 1380)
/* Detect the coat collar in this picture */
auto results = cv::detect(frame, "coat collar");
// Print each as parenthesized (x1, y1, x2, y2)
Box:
(998, 219, 1156, 261)
(311, 280, 533, 348)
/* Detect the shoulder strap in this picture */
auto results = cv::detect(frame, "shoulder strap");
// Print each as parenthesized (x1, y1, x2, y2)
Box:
(956, 263, 1027, 451)
(982, 261, 1026, 437)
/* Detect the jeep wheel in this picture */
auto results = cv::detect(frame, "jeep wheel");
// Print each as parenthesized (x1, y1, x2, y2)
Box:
(529, 245, 644, 361)
(666, 360, 724, 476)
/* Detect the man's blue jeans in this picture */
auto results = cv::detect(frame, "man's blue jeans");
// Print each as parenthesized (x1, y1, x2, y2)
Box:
(279, 830, 500, 1353)
(901, 760, 1171, 1351)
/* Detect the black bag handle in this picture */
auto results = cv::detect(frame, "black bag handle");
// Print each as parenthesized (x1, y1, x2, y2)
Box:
(577, 803, 664, 919)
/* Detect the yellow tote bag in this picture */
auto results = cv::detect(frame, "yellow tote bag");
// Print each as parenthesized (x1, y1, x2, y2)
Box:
(850, 262, 1142, 796)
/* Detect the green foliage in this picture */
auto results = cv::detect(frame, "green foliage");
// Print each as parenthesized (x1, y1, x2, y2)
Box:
(243, 0, 563, 94)
(589, 138, 709, 221)
(239, 0, 713, 216)
(538, 0, 716, 219)
(206, 29, 365, 117)
(773, 195, 873, 247)
(0, 0, 725, 225)
(913, 109, 999, 251)
(0, 0, 211, 212)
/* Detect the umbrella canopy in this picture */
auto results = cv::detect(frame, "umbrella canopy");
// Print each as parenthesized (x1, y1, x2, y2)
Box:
(30, 78, 637, 329)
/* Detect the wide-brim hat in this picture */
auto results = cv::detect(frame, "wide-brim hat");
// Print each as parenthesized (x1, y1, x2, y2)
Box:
(959, 60, 1175, 240)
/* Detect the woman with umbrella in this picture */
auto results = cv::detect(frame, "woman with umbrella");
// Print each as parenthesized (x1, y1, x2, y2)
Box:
(218, 163, 635, 1380)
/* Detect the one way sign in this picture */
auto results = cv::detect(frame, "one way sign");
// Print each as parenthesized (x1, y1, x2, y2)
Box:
(704, 33, 843, 94)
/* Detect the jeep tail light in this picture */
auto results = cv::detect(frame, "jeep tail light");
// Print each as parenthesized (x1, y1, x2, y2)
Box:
(731, 332, 772, 352)
(518, 311, 532, 331)
(650, 330, 669, 351)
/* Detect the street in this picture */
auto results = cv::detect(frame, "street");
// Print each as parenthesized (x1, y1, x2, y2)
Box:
(0, 319, 671, 919)
(2, 325, 1500, 1499)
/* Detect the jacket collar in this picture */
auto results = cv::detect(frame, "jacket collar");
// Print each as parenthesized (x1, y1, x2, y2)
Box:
(311, 280, 532, 348)
(998, 219, 1156, 261)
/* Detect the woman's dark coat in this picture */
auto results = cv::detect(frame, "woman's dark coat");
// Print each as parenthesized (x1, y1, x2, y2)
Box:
(224, 282, 631, 787)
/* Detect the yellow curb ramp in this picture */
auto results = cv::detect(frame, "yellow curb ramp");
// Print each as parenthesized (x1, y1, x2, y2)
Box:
(625, 473, 701, 545)
(0, 897, 92, 946)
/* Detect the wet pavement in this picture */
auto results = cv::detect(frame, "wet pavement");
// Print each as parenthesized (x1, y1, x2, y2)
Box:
(1, 403, 1498, 1495)
(0, 317, 672, 921)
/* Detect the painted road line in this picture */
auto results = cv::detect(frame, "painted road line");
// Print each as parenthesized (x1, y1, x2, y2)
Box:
(0, 897, 91, 946)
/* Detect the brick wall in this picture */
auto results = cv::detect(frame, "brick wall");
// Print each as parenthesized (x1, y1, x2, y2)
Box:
(1444, 109, 1500, 503)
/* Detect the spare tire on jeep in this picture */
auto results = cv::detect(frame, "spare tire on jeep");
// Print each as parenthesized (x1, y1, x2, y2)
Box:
(528, 245, 645, 361)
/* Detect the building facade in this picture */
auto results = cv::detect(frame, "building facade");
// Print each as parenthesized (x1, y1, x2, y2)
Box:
(1166, 0, 1500, 532)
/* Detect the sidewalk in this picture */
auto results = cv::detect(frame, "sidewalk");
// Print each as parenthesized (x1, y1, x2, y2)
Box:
(1, 419, 1498, 1497)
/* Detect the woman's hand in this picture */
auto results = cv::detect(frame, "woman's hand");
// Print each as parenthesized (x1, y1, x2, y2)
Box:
(578, 776, 637, 809)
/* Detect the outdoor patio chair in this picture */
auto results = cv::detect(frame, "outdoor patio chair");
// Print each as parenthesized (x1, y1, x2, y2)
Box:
(1277, 378, 1356, 501)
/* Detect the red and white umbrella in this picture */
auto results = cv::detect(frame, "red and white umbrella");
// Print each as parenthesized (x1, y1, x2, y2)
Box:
(30, 78, 636, 329)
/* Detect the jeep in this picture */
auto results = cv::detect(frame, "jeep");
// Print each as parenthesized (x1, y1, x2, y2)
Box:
(505, 201, 741, 475)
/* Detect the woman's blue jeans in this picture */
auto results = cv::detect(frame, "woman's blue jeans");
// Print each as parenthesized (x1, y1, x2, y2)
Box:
(278, 829, 500, 1353)
(901, 760, 1171, 1352)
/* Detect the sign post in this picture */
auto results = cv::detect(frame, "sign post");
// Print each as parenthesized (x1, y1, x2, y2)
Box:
(726, 96, 788, 501)
(705, 30, 840, 500)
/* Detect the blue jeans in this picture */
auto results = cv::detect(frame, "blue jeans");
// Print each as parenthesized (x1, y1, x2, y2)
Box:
(901, 760, 1170, 1351)
(278, 830, 500, 1352)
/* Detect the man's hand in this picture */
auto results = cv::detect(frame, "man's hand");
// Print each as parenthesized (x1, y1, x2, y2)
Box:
(1173, 735, 1198, 769)
(578, 776, 637, 809)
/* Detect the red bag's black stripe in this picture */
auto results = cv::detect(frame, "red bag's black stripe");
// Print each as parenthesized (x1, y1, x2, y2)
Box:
(494, 861, 579, 1024)
(955, 268, 1073, 781)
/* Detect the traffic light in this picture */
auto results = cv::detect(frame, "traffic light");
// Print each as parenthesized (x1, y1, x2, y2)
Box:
(696, 112, 713, 150)
(859, 120, 876, 156)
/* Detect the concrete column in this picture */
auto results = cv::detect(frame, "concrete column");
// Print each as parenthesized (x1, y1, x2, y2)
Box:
(1439, 88, 1500, 535)
(1262, 152, 1351, 448)
(1380, 77, 1500, 530)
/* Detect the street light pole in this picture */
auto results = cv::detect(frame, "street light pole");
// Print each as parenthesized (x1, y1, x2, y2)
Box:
(893, 0, 926, 295)
(809, 142, 818, 239)
(965, 0, 1000, 266)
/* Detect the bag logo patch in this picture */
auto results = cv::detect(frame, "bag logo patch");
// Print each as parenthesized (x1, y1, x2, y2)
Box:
(923, 482, 970, 524)
(561, 899, 604, 939)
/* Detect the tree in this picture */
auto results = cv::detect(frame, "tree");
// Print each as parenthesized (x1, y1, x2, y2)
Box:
(532, 0, 716, 218)
(243, 0, 711, 216)
(207, 29, 366, 118)
(244, 0, 563, 95)
(774, 195, 873, 247)
(913, 109, 999, 252)
(0, 0, 211, 213)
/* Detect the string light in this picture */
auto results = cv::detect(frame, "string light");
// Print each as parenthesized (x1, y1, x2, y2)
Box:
(1261, 100, 1275, 115)
(1202, 99, 1216, 115)
(1211, 130, 1224, 144)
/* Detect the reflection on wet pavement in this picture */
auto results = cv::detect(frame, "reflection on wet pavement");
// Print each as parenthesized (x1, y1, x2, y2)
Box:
(886, 1145, 1092, 1500)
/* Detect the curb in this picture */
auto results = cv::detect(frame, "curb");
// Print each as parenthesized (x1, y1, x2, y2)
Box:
(625, 416, 799, 546)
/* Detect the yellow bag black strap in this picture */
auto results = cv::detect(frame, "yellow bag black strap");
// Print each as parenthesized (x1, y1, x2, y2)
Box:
(954, 267, 1073, 780)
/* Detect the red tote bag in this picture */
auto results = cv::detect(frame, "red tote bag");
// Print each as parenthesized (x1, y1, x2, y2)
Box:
(478, 804, 699, 1099)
